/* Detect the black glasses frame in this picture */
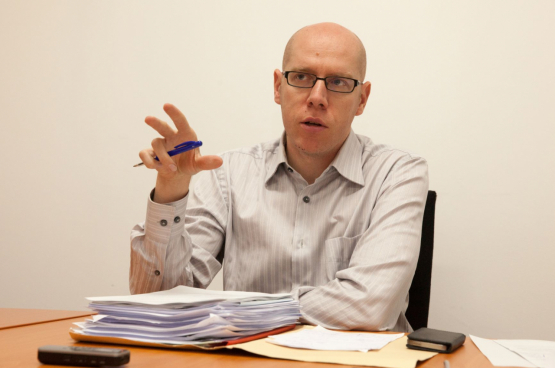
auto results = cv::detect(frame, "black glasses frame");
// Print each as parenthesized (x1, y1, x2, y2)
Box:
(283, 71, 362, 93)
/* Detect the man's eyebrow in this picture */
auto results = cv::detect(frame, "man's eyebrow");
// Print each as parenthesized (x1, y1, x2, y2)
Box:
(289, 68, 315, 74)
(290, 68, 357, 79)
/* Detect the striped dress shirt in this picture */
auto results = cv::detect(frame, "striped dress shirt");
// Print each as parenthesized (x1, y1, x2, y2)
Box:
(130, 130, 429, 332)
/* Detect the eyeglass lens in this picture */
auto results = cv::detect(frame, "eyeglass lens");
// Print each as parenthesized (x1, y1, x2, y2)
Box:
(286, 72, 356, 93)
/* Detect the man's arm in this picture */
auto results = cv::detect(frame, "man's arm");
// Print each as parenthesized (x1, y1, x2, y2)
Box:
(130, 104, 224, 294)
(292, 156, 429, 331)
(129, 171, 228, 294)
(129, 192, 193, 294)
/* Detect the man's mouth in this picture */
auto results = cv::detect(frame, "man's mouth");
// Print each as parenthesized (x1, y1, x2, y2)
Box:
(303, 121, 322, 127)
(302, 117, 325, 127)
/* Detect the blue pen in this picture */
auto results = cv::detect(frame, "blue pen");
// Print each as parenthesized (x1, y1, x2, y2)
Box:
(133, 140, 202, 167)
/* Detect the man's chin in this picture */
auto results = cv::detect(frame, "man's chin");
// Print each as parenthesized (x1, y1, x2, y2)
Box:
(293, 142, 332, 158)
(284, 134, 338, 160)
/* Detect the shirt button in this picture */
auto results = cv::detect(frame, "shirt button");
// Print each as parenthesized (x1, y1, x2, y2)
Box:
(303, 196, 310, 203)
(160, 219, 168, 226)
(174, 216, 181, 223)
(154, 270, 160, 276)
(287, 167, 293, 173)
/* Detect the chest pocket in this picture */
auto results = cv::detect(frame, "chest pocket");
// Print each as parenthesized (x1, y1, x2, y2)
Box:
(324, 234, 362, 281)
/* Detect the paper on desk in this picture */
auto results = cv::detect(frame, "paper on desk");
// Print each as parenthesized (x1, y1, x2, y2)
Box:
(233, 325, 436, 368)
(470, 335, 536, 367)
(91, 312, 295, 328)
(495, 339, 555, 368)
(267, 325, 404, 352)
(69, 327, 225, 346)
(87, 303, 220, 317)
(71, 324, 437, 367)
(74, 286, 301, 346)
(86, 285, 292, 307)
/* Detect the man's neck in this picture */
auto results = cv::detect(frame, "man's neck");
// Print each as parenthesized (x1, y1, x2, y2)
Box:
(285, 142, 340, 185)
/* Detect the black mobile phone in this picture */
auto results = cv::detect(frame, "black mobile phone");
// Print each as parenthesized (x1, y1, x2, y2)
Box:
(38, 345, 130, 366)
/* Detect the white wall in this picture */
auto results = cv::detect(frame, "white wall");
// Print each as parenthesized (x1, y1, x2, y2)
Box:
(1, 1, 554, 340)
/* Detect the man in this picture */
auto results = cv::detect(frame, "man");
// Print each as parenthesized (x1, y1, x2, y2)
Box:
(131, 23, 429, 332)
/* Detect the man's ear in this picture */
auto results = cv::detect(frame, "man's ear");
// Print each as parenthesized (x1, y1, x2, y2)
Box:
(355, 81, 371, 116)
(274, 69, 282, 105)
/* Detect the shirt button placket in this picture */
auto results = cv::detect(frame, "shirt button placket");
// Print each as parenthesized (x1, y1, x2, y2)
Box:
(293, 190, 312, 288)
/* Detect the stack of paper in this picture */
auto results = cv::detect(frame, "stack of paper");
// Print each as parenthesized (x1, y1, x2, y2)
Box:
(71, 286, 301, 347)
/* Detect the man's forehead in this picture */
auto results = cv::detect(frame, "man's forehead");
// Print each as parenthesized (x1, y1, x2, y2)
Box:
(283, 23, 366, 79)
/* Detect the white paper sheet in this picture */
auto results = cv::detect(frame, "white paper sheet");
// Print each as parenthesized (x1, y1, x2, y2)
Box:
(86, 285, 292, 307)
(470, 335, 536, 367)
(91, 314, 206, 326)
(70, 327, 226, 346)
(495, 339, 555, 368)
(267, 325, 404, 352)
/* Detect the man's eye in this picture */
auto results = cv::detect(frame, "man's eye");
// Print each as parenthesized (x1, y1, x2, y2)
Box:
(329, 78, 348, 86)
(294, 73, 307, 81)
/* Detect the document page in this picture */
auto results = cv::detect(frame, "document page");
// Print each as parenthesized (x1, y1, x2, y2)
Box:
(470, 335, 537, 367)
(86, 285, 292, 307)
(495, 339, 555, 368)
(267, 325, 404, 352)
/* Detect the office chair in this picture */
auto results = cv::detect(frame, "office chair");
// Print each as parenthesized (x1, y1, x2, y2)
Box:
(405, 190, 437, 331)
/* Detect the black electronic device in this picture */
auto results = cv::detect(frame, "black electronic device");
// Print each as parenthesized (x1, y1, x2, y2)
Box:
(406, 328, 465, 353)
(38, 345, 130, 366)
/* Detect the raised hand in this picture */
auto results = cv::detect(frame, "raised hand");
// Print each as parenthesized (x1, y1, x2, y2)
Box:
(139, 103, 223, 203)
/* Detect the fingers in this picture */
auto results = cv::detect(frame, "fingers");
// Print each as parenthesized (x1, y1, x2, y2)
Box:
(151, 138, 177, 171)
(138, 148, 162, 170)
(140, 104, 200, 175)
(144, 116, 176, 138)
(163, 103, 192, 133)
(195, 155, 223, 171)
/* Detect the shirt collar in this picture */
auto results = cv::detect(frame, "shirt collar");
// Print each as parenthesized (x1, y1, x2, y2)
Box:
(265, 130, 365, 186)
(329, 130, 365, 186)
(265, 133, 289, 184)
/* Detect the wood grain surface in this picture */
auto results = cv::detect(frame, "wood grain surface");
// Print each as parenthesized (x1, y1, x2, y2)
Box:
(0, 310, 520, 368)
(0, 308, 94, 330)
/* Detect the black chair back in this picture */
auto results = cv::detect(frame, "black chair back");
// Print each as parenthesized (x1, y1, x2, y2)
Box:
(405, 190, 437, 330)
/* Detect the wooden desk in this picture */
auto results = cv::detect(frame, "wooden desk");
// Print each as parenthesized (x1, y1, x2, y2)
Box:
(0, 312, 516, 368)
(0, 308, 94, 330)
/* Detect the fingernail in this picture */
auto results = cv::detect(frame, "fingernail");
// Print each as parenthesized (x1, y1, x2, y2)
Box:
(169, 164, 177, 172)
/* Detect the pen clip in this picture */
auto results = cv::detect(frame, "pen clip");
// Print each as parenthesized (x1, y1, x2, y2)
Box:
(133, 140, 203, 167)
(163, 140, 203, 158)
(174, 141, 202, 149)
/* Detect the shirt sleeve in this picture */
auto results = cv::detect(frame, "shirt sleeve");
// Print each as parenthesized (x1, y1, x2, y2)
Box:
(291, 155, 429, 332)
(129, 168, 229, 295)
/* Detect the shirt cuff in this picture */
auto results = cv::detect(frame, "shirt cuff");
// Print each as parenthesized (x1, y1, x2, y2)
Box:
(144, 188, 189, 244)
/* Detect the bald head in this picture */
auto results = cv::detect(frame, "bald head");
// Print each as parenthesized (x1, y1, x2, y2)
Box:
(282, 23, 367, 80)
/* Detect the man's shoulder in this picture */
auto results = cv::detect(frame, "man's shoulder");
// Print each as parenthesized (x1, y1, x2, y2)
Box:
(355, 133, 426, 164)
(353, 133, 428, 183)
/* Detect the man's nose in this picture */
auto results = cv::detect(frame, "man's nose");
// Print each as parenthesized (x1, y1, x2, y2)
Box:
(307, 79, 328, 109)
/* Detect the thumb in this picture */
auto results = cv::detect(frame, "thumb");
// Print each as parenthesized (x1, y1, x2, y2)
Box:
(195, 155, 223, 172)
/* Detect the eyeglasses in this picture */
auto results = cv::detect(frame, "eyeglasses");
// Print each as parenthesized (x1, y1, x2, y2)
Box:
(283, 71, 362, 93)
